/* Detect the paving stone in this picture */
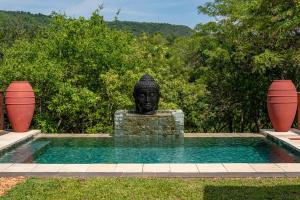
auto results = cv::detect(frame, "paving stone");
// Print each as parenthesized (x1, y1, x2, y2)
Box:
(31, 164, 64, 172)
(3, 164, 38, 172)
(59, 164, 90, 172)
(86, 164, 117, 172)
(0, 130, 41, 151)
(276, 163, 300, 172)
(143, 164, 170, 173)
(115, 164, 143, 172)
(260, 129, 300, 155)
(223, 163, 255, 172)
(0, 164, 13, 171)
(196, 164, 227, 172)
(170, 164, 199, 173)
(250, 164, 284, 172)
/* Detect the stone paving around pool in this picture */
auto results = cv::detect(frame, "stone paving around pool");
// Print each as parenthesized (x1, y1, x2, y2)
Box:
(0, 163, 299, 177)
(0, 130, 299, 177)
(0, 130, 40, 151)
(261, 129, 300, 152)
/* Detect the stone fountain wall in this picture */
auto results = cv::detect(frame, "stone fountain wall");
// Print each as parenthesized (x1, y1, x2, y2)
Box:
(114, 110, 184, 137)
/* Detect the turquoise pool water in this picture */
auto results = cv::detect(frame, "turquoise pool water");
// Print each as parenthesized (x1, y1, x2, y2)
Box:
(0, 137, 299, 163)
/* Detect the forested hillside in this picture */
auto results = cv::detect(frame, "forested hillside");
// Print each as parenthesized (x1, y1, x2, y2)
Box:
(0, 11, 50, 46)
(0, 0, 299, 133)
(0, 10, 193, 39)
(108, 21, 193, 37)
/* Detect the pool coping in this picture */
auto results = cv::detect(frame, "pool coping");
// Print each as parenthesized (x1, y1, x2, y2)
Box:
(0, 130, 41, 151)
(35, 133, 264, 138)
(0, 163, 299, 177)
(0, 130, 300, 177)
(260, 129, 300, 153)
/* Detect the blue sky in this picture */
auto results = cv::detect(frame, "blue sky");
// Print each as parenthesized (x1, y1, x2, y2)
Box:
(0, 0, 212, 28)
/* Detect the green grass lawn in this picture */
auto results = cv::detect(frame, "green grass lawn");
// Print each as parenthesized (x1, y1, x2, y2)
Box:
(2, 177, 300, 200)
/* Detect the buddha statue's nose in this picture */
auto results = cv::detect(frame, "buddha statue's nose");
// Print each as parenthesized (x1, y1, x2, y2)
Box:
(146, 95, 150, 102)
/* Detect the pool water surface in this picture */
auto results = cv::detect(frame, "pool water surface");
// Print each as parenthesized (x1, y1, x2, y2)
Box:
(0, 137, 299, 163)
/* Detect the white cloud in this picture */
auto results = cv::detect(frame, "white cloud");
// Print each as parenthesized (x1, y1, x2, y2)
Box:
(64, 0, 155, 19)
(65, 0, 101, 17)
(0, 0, 77, 14)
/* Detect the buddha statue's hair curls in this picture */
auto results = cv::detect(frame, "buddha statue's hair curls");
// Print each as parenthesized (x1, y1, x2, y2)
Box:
(134, 74, 160, 93)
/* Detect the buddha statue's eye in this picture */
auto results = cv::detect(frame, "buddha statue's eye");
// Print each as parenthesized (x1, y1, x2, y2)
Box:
(139, 94, 145, 99)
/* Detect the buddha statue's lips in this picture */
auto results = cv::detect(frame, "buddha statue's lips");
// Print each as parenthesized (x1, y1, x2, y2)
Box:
(144, 104, 152, 108)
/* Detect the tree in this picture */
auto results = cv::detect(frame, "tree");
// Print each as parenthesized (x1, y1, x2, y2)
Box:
(0, 11, 207, 133)
(195, 0, 300, 132)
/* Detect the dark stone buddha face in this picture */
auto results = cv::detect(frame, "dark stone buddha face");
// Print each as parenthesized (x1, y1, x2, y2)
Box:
(133, 74, 160, 115)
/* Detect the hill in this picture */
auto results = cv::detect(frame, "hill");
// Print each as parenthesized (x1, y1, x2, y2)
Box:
(0, 11, 50, 45)
(107, 21, 193, 37)
(0, 10, 193, 39)
(0, 10, 50, 25)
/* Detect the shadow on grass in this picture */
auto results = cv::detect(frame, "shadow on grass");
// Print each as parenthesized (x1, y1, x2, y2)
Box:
(204, 185, 300, 200)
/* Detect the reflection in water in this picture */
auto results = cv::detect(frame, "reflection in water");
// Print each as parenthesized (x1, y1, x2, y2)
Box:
(0, 141, 50, 163)
(10, 144, 34, 163)
(269, 144, 297, 163)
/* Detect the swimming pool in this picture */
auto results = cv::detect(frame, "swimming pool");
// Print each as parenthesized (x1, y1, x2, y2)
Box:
(0, 136, 299, 163)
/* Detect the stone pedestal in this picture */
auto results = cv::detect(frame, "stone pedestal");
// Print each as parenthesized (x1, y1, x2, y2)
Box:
(114, 110, 184, 137)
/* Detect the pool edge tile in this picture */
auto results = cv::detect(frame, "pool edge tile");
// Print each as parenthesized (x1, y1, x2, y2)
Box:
(58, 164, 90, 172)
(115, 164, 143, 173)
(223, 163, 256, 173)
(86, 164, 117, 172)
(0, 163, 14, 172)
(250, 164, 285, 172)
(2, 163, 39, 172)
(31, 164, 65, 172)
(196, 164, 227, 173)
(143, 164, 170, 173)
(276, 163, 300, 172)
(169, 164, 199, 173)
(260, 129, 300, 152)
(0, 130, 41, 152)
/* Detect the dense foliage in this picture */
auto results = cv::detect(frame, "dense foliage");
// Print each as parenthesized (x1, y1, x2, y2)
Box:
(195, 0, 300, 132)
(0, 10, 205, 133)
(0, 0, 299, 133)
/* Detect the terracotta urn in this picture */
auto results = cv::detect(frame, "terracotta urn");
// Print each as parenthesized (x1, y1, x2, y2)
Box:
(298, 93, 300, 129)
(267, 80, 297, 132)
(5, 81, 35, 132)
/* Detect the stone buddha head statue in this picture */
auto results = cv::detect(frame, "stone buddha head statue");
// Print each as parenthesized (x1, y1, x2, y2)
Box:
(133, 74, 160, 115)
